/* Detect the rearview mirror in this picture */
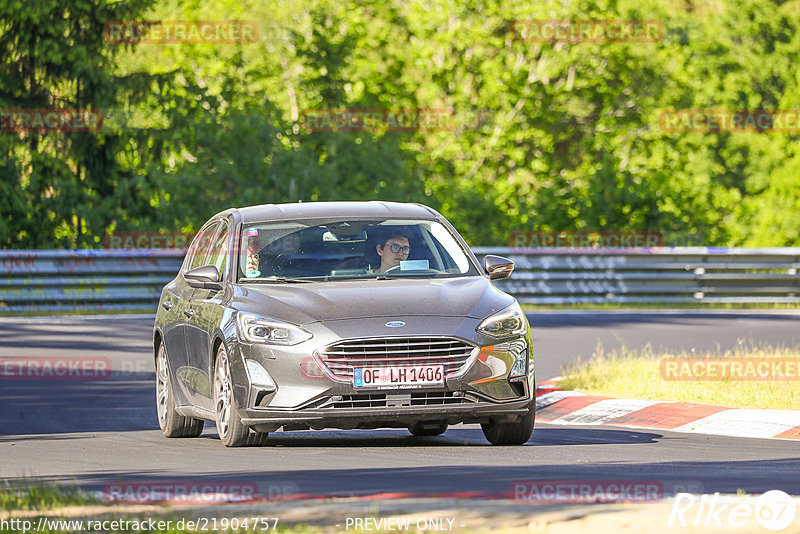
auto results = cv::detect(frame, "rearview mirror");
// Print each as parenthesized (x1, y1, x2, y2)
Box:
(484, 255, 514, 280)
(184, 265, 223, 290)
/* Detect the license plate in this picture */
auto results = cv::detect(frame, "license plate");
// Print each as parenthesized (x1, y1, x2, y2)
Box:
(353, 365, 444, 389)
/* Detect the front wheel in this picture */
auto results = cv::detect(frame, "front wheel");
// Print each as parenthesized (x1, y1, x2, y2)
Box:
(156, 343, 204, 438)
(481, 399, 535, 445)
(213, 344, 268, 447)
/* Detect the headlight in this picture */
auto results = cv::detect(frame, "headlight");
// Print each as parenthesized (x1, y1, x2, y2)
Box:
(476, 303, 528, 338)
(236, 312, 312, 345)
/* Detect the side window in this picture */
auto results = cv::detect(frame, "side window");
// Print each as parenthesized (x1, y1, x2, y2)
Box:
(186, 222, 220, 271)
(183, 233, 203, 271)
(207, 220, 229, 280)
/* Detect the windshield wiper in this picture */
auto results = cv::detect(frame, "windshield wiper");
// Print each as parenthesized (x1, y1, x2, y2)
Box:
(242, 277, 315, 283)
(375, 273, 441, 280)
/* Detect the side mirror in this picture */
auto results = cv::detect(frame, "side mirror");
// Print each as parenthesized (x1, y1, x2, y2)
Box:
(184, 265, 223, 290)
(484, 255, 514, 280)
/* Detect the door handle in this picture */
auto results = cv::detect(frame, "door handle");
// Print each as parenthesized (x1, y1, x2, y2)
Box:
(183, 308, 195, 319)
(162, 300, 174, 311)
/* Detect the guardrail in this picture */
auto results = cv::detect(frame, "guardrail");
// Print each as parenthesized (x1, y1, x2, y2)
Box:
(475, 247, 800, 305)
(2, 247, 800, 312)
(0, 249, 183, 313)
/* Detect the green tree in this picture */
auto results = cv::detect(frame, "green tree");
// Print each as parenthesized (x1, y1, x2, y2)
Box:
(4, 0, 800, 248)
(0, 0, 165, 248)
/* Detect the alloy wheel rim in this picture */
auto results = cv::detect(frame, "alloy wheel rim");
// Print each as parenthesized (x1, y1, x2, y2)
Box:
(156, 346, 169, 428)
(215, 349, 232, 438)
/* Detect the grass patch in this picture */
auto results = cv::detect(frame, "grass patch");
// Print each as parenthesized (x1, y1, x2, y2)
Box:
(558, 342, 800, 410)
(0, 482, 100, 511)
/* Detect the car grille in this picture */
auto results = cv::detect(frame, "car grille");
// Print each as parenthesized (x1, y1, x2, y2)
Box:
(320, 392, 474, 409)
(316, 337, 476, 381)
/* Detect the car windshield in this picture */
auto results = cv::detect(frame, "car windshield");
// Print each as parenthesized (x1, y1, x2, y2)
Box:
(237, 218, 476, 281)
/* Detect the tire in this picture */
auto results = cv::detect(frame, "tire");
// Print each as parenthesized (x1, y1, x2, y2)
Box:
(156, 343, 204, 438)
(213, 344, 269, 447)
(408, 422, 448, 437)
(481, 399, 535, 445)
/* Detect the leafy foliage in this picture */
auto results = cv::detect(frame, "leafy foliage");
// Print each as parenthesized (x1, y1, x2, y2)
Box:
(2, 0, 799, 247)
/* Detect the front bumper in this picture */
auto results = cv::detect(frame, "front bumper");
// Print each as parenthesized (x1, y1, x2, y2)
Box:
(242, 395, 533, 432)
(229, 315, 535, 431)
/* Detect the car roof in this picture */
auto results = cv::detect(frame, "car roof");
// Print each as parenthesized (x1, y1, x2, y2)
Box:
(231, 201, 439, 225)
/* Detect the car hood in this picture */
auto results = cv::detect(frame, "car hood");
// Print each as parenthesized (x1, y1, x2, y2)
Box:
(232, 276, 514, 325)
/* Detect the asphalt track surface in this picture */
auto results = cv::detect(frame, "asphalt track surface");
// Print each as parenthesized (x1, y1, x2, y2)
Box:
(1, 312, 799, 501)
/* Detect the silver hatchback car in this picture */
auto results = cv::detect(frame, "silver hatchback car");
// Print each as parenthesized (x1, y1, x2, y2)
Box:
(153, 201, 535, 446)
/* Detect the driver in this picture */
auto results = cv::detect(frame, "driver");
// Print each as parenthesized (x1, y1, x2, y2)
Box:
(375, 231, 411, 273)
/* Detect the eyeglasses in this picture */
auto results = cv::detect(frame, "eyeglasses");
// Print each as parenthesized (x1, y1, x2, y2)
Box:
(384, 243, 410, 255)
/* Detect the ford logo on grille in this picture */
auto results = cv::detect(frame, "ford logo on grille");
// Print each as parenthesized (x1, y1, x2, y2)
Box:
(385, 321, 406, 328)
